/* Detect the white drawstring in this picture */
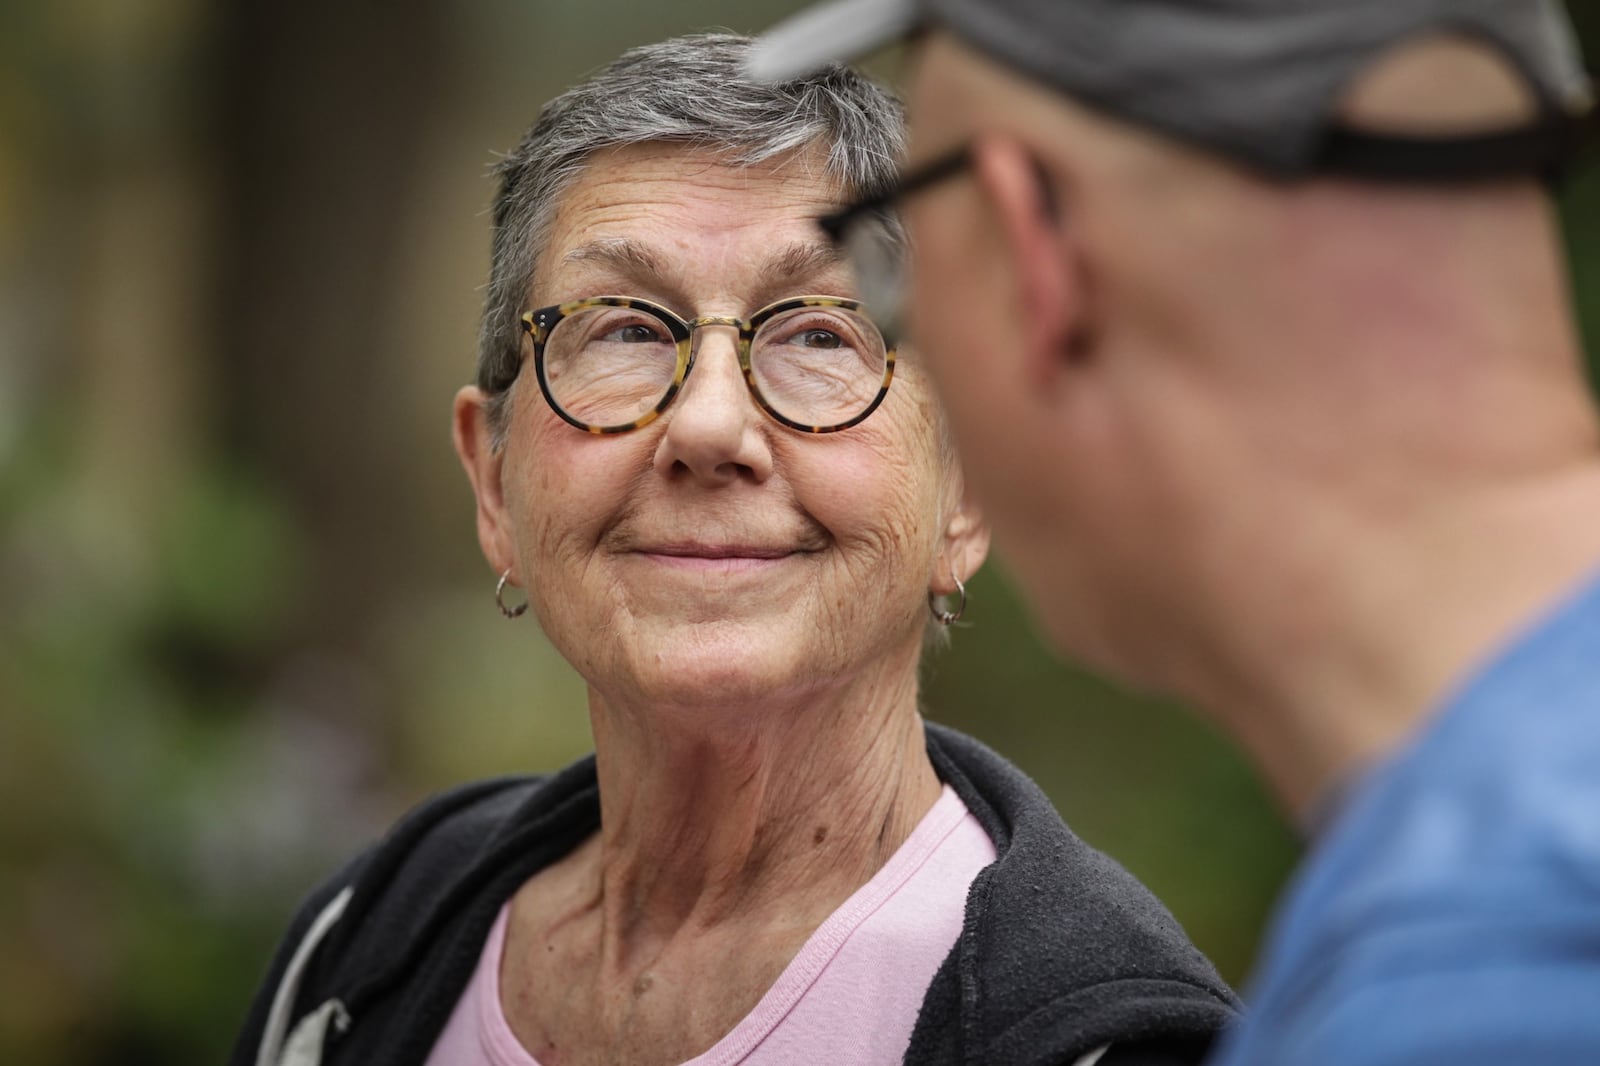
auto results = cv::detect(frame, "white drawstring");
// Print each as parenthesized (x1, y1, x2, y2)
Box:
(256, 886, 354, 1066)
(1073, 1045, 1112, 1066)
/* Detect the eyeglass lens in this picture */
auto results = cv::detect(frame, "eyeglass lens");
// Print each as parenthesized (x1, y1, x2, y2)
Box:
(540, 303, 888, 430)
(840, 213, 907, 346)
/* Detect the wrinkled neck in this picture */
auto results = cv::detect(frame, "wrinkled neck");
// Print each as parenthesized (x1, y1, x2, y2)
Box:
(582, 643, 942, 970)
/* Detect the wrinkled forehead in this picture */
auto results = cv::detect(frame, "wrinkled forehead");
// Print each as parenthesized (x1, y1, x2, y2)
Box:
(535, 142, 855, 308)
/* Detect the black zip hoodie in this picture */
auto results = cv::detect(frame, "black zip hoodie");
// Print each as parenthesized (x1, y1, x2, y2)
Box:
(229, 722, 1240, 1065)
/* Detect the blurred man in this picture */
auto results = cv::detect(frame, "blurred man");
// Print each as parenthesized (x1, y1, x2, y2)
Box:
(751, 2, 1600, 1063)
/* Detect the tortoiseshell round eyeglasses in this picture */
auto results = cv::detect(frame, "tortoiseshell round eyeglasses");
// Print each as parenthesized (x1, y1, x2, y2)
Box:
(519, 295, 896, 435)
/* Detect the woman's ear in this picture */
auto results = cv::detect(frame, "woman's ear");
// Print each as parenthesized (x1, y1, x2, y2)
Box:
(932, 471, 992, 596)
(970, 134, 1089, 382)
(452, 386, 518, 579)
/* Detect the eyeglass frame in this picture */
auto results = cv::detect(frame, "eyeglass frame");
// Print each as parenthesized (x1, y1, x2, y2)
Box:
(817, 145, 973, 246)
(816, 146, 972, 344)
(816, 143, 1058, 343)
(519, 294, 897, 435)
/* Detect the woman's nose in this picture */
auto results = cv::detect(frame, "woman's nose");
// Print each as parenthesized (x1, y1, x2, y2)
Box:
(653, 325, 774, 485)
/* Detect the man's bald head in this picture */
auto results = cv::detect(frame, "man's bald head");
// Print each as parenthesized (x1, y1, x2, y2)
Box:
(898, 27, 1594, 692)
(908, 29, 1576, 381)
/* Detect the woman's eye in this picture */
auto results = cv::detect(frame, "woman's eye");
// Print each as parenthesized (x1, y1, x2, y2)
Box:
(603, 323, 664, 343)
(796, 329, 843, 349)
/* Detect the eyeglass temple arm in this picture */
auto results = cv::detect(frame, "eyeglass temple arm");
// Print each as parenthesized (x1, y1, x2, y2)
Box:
(818, 145, 973, 238)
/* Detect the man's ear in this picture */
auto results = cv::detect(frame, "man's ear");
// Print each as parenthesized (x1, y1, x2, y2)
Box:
(931, 469, 992, 596)
(452, 386, 518, 579)
(970, 134, 1087, 384)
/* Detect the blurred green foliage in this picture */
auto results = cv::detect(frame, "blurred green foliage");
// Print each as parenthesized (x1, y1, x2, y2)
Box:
(3, 3, 1598, 1064)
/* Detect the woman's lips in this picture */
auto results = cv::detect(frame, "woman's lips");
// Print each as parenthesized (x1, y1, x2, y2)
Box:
(635, 544, 802, 572)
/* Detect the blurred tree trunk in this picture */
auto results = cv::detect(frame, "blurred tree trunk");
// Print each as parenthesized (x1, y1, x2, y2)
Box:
(1560, 3, 1600, 385)
(211, 0, 456, 649)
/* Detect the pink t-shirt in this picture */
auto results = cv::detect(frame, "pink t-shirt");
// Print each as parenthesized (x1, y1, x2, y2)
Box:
(424, 784, 996, 1066)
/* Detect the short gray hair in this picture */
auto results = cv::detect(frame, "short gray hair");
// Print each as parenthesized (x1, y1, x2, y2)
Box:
(476, 33, 906, 443)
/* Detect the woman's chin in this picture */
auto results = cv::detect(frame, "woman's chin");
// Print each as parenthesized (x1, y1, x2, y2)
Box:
(603, 625, 834, 713)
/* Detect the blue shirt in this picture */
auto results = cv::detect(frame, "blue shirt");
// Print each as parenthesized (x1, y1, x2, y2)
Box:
(1210, 573, 1600, 1065)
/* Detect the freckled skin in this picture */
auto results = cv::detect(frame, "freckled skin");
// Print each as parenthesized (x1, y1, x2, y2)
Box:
(454, 143, 990, 1066)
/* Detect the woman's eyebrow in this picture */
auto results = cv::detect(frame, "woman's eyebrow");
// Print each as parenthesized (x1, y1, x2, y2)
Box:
(758, 241, 848, 293)
(561, 238, 669, 282)
(558, 237, 848, 302)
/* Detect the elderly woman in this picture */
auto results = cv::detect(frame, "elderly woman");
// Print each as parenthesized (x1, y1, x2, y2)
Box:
(230, 34, 1236, 1066)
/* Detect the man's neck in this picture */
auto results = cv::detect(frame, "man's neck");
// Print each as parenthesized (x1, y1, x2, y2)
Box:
(1123, 174, 1600, 820)
(1197, 459, 1600, 821)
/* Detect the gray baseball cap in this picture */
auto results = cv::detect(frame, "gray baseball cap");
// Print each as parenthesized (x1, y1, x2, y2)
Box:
(746, 0, 1594, 180)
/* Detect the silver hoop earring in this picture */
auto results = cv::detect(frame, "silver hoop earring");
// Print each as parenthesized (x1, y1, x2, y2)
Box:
(928, 572, 967, 627)
(496, 569, 527, 619)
